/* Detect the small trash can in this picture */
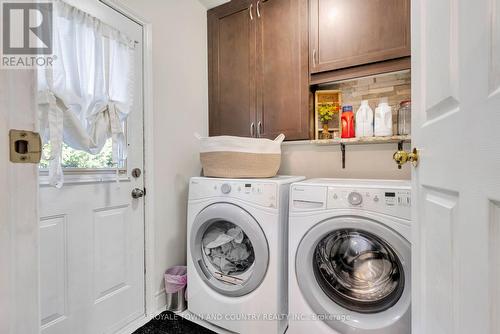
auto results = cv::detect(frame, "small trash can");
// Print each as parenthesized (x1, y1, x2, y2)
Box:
(164, 266, 187, 312)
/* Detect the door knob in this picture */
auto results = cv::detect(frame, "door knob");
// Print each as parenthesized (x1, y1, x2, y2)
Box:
(131, 188, 145, 199)
(393, 148, 419, 169)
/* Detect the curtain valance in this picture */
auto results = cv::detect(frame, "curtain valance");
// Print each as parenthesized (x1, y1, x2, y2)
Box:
(38, 0, 135, 187)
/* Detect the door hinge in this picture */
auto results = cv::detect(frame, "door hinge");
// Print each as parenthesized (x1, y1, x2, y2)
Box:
(9, 129, 42, 164)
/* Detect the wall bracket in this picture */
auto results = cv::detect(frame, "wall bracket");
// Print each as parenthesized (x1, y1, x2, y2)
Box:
(341, 143, 346, 169)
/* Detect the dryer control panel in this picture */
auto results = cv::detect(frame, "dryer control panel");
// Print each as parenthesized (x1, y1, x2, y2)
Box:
(189, 178, 278, 209)
(327, 187, 411, 220)
(290, 183, 411, 220)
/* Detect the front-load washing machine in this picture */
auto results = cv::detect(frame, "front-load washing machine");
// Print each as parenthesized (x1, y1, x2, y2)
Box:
(288, 179, 411, 334)
(187, 176, 305, 334)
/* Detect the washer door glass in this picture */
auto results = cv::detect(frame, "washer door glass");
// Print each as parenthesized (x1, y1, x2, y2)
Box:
(191, 203, 269, 297)
(314, 228, 405, 313)
(201, 220, 256, 285)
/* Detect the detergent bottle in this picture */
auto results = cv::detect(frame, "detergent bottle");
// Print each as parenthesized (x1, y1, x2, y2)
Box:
(374, 98, 393, 137)
(341, 105, 355, 138)
(355, 100, 374, 138)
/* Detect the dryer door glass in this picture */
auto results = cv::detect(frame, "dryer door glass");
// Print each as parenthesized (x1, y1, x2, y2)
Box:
(201, 220, 255, 285)
(313, 229, 404, 313)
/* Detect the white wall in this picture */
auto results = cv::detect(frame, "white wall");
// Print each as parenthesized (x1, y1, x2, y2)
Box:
(116, 0, 208, 311)
(115, 0, 408, 314)
(280, 142, 411, 180)
(198, 0, 229, 9)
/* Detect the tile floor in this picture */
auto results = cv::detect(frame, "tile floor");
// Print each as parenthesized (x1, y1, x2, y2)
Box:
(133, 311, 215, 334)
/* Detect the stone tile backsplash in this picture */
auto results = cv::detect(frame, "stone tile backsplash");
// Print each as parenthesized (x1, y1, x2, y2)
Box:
(318, 70, 411, 133)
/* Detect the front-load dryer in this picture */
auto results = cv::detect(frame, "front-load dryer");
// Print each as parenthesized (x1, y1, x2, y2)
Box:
(187, 176, 305, 334)
(288, 179, 411, 334)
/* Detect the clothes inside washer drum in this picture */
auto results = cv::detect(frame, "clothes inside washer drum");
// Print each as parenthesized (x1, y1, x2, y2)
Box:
(202, 221, 255, 275)
(313, 229, 405, 313)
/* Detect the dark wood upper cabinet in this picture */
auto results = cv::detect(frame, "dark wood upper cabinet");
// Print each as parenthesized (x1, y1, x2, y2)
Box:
(208, 0, 256, 137)
(309, 0, 411, 74)
(208, 0, 310, 140)
(256, 0, 309, 140)
(208, 0, 410, 140)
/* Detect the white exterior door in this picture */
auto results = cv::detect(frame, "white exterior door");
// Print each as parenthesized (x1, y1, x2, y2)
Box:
(412, 0, 500, 333)
(38, 1, 145, 334)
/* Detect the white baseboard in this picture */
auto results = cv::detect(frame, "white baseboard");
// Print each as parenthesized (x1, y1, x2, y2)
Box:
(114, 307, 168, 334)
(154, 289, 167, 311)
(154, 287, 230, 333)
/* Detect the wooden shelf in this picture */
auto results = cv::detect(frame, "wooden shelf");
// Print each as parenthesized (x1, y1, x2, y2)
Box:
(312, 135, 411, 146)
(282, 135, 411, 169)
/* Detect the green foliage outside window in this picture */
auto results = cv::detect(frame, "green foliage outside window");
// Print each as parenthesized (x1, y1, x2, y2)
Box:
(39, 139, 117, 169)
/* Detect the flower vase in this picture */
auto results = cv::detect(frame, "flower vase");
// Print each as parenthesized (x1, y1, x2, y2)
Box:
(321, 123, 331, 139)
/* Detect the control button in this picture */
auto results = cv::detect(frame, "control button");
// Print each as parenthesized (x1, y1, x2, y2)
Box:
(221, 183, 232, 194)
(348, 192, 363, 206)
(373, 195, 379, 202)
(333, 193, 338, 200)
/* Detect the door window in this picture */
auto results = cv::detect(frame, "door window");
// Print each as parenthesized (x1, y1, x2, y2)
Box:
(313, 229, 405, 313)
(40, 138, 126, 170)
(201, 220, 256, 286)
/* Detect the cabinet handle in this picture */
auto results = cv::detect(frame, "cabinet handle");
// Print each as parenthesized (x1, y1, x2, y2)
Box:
(249, 4, 254, 20)
(256, 1, 261, 18)
(257, 121, 262, 137)
(250, 122, 255, 137)
(312, 49, 317, 67)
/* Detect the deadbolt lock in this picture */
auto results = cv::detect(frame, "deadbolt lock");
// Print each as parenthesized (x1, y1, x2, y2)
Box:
(131, 168, 142, 178)
(9, 130, 42, 164)
(393, 148, 419, 168)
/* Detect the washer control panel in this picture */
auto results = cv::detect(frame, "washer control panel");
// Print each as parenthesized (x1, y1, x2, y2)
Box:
(189, 179, 278, 208)
(347, 191, 363, 206)
(221, 183, 232, 194)
(327, 187, 411, 220)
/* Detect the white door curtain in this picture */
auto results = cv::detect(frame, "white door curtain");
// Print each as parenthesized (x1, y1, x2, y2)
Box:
(38, 0, 135, 187)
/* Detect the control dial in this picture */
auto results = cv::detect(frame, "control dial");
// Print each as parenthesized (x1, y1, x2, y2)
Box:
(221, 183, 232, 194)
(348, 191, 363, 206)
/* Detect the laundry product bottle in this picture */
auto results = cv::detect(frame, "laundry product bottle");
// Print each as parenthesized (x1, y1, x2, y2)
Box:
(355, 100, 374, 138)
(341, 105, 355, 138)
(374, 98, 393, 137)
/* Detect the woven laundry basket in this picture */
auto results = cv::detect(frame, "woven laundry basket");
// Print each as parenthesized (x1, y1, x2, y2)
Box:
(197, 134, 285, 178)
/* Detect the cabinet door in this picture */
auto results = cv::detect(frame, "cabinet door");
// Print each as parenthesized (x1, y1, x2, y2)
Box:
(208, 1, 257, 137)
(310, 0, 411, 74)
(256, 0, 310, 140)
